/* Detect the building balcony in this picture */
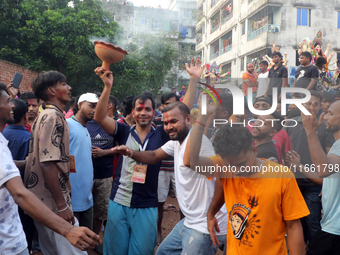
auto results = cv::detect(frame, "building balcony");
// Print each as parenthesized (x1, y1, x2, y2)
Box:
(211, 25, 219, 34)
(247, 24, 280, 41)
(220, 45, 232, 55)
(210, 51, 219, 60)
(221, 12, 233, 26)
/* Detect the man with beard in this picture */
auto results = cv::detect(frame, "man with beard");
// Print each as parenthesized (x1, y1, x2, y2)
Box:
(112, 101, 228, 255)
(242, 63, 258, 102)
(153, 92, 180, 243)
(252, 112, 283, 163)
(94, 59, 203, 255)
(284, 90, 334, 246)
(300, 100, 340, 255)
(20, 92, 40, 133)
(67, 93, 98, 230)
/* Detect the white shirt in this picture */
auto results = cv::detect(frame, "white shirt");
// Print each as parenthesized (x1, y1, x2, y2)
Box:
(0, 132, 27, 255)
(256, 71, 269, 97)
(161, 133, 228, 235)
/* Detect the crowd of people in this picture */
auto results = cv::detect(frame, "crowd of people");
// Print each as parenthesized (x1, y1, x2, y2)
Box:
(0, 52, 339, 255)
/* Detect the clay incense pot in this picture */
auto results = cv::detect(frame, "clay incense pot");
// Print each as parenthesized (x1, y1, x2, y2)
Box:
(94, 41, 128, 69)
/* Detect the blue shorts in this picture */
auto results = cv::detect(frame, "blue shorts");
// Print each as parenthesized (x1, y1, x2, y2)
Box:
(103, 200, 158, 255)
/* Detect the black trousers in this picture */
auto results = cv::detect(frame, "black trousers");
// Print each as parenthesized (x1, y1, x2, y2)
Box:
(307, 229, 340, 255)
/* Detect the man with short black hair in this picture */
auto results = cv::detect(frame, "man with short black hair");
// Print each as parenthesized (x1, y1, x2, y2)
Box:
(111, 101, 228, 255)
(301, 100, 340, 255)
(3, 99, 30, 162)
(179, 84, 186, 99)
(320, 92, 335, 115)
(265, 52, 287, 101)
(252, 96, 292, 164)
(293, 52, 319, 92)
(20, 92, 40, 133)
(0, 82, 100, 255)
(252, 112, 283, 163)
(24, 71, 90, 254)
(284, 90, 334, 245)
(256, 61, 269, 98)
(154, 92, 179, 243)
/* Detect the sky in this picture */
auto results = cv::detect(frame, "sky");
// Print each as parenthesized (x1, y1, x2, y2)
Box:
(131, 0, 171, 9)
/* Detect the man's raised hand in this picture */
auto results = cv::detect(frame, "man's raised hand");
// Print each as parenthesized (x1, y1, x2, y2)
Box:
(185, 58, 203, 78)
(301, 101, 323, 133)
(94, 67, 113, 88)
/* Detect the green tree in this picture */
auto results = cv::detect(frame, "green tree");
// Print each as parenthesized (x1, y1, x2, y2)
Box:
(0, 0, 184, 99)
(0, 0, 120, 94)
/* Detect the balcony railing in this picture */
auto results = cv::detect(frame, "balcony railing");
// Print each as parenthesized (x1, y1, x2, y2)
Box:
(247, 24, 280, 41)
(196, 37, 202, 44)
(210, 51, 219, 60)
(211, 24, 219, 34)
(220, 45, 232, 55)
(221, 12, 233, 25)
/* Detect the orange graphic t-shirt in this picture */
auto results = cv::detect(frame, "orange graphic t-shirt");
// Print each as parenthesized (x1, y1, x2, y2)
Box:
(209, 156, 310, 255)
(242, 72, 258, 96)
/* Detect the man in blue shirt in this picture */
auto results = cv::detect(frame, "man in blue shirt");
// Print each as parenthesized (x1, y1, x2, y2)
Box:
(3, 99, 30, 163)
(302, 100, 340, 254)
(67, 93, 98, 231)
(94, 58, 203, 255)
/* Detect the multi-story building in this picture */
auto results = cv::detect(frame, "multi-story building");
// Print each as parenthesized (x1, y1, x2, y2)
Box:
(170, 0, 198, 86)
(102, 2, 178, 42)
(196, 0, 340, 79)
(101, 1, 199, 90)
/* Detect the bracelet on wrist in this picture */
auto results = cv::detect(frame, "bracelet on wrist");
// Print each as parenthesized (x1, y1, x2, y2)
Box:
(195, 120, 206, 127)
(57, 205, 69, 213)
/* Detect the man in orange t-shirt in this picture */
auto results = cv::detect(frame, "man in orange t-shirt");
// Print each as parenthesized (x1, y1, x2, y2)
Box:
(183, 101, 309, 255)
(242, 63, 258, 103)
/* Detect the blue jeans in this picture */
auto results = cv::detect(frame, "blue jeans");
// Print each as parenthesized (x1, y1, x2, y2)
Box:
(156, 218, 226, 255)
(103, 200, 158, 255)
(300, 185, 322, 244)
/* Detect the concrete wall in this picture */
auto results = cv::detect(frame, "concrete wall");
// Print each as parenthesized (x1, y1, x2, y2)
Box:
(0, 59, 37, 93)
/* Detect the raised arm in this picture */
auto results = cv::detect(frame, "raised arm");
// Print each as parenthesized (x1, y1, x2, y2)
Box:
(182, 58, 204, 110)
(285, 150, 323, 186)
(94, 67, 116, 135)
(112, 145, 170, 165)
(183, 94, 216, 175)
(302, 103, 340, 177)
